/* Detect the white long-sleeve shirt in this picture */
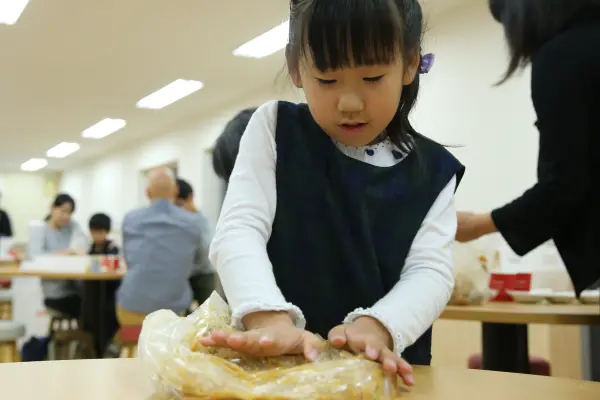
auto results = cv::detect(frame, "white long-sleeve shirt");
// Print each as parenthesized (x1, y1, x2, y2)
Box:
(210, 100, 457, 356)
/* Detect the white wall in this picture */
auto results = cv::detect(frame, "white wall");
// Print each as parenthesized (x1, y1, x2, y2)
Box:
(416, 1, 538, 211)
(60, 2, 540, 243)
(60, 86, 305, 238)
(0, 172, 57, 242)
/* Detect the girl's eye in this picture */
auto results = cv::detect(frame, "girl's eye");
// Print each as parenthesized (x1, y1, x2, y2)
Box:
(364, 75, 384, 82)
(317, 78, 336, 85)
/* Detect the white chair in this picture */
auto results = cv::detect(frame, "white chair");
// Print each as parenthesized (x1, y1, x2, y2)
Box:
(0, 320, 25, 363)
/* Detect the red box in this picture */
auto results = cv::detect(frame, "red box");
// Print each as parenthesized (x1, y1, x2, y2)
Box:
(489, 273, 532, 301)
(489, 273, 516, 302)
(514, 273, 532, 292)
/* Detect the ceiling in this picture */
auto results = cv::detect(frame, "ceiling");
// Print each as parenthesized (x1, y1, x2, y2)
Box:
(0, 0, 474, 171)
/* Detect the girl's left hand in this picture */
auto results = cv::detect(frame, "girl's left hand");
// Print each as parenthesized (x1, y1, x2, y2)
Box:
(328, 317, 415, 386)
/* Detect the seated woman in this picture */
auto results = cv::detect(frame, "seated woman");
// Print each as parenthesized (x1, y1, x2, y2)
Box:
(28, 193, 88, 318)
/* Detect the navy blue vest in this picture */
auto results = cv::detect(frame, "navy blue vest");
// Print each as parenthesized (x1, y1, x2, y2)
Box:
(266, 101, 465, 365)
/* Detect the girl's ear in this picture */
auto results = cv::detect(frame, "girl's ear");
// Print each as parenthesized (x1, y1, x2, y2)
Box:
(402, 52, 420, 85)
(290, 69, 303, 88)
(286, 45, 303, 88)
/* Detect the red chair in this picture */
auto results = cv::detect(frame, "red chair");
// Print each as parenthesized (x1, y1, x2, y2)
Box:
(0, 280, 11, 289)
(468, 354, 551, 376)
(118, 326, 142, 358)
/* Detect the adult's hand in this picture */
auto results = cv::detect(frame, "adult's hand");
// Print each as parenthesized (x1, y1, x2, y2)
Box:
(456, 212, 497, 242)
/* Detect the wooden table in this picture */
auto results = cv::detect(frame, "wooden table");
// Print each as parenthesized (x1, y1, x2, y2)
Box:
(442, 303, 600, 325)
(0, 267, 124, 280)
(0, 259, 18, 268)
(0, 267, 124, 356)
(440, 302, 600, 374)
(0, 359, 598, 399)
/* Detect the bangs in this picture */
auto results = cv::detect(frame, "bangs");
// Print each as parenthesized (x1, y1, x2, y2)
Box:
(295, 0, 404, 71)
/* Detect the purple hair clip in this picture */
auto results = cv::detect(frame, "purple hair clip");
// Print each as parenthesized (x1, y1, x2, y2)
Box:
(419, 53, 435, 74)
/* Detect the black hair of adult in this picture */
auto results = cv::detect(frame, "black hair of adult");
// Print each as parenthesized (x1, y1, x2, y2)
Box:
(176, 178, 193, 201)
(286, 0, 424, 151)
(490, 0, 600, 83)
(52, 193, 76, 213)
(89, 213, 111, 232)
(212, 108, 258, 181)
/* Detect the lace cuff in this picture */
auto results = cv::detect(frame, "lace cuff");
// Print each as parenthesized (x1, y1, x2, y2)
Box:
(231, 301, 306, 331)
(344, 308, 405, 357)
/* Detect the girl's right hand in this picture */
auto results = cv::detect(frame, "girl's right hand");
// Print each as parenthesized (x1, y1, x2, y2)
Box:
(198, 311, 323, 361)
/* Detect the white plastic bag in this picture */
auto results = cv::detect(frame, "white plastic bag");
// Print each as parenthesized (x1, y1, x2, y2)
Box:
(451, 238, 501, 305)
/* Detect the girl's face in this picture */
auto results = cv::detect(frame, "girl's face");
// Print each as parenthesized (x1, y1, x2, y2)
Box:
(50, 203, 73, 228)
(291, 52, 419, 147)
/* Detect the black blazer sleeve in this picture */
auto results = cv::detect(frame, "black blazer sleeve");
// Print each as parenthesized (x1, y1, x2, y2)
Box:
(491, 37, 590, 256)
(0, 210, 13, 237)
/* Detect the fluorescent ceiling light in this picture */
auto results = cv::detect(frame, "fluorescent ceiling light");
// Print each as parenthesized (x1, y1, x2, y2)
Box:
(233, 20, 289, 59)
(21, 158, 47, 172)
(0, 0, 30, 25)
(47, 142, 80, 159)
(136, 79, 204, 110)
(82, 118, 126, 139)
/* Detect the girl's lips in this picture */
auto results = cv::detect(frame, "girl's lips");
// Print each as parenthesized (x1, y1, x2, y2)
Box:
(339, 123, 368, 135)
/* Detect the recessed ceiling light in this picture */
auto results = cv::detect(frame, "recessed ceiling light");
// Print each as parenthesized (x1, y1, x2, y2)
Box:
(82, 118, 126, 139)
(0, 0, 30, 25)
(136, 79, 204, 110)
(47, 142, 80, 159)
(21, 158, 47, 172)
(233, 20, 289, 59)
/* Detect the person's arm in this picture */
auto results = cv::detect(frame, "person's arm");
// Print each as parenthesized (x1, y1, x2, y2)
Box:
(69, 222, 90, 255)
(121, 214, 132, 269)
(107, 242, 119, 256)
(27, 223, 47, 258)
(209, 101, 305, 331)
(491, 40, 590, 255)
(344, 177, 457, 356)
(192, 212, 214, 275)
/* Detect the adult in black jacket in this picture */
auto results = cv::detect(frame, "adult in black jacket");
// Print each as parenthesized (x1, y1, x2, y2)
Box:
(457, 0, 600, 294)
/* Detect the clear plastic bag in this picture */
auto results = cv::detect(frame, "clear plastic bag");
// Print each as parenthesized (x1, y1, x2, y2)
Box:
(138, 292, 401, 399)
(450, 241, 501, 305)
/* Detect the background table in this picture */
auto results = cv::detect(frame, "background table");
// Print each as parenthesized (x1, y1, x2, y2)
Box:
(0, 359, 599, 399)
(441, 302, 600, 374)
(0, 267, 123, 280)
(0, 267, 124, 356)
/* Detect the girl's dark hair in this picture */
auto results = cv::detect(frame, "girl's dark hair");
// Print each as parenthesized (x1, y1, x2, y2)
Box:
(490, 0, 600, 83)
(286, 0, 424, 150)
(52, 193, 76, 212)
(213, 107, 258, 181)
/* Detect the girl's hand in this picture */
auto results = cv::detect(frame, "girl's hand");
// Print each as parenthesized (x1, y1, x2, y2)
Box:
(328, 316, 415, 386)
(199, 311, 323, 361)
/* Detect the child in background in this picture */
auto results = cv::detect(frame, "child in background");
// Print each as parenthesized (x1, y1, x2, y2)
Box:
(88, 212, 120, 355)
(203, 0, 464, 387)
(89, 213, 119, 256)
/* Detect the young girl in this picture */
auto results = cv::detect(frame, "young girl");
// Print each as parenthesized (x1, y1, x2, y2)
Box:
(202, 0, 464, 386)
